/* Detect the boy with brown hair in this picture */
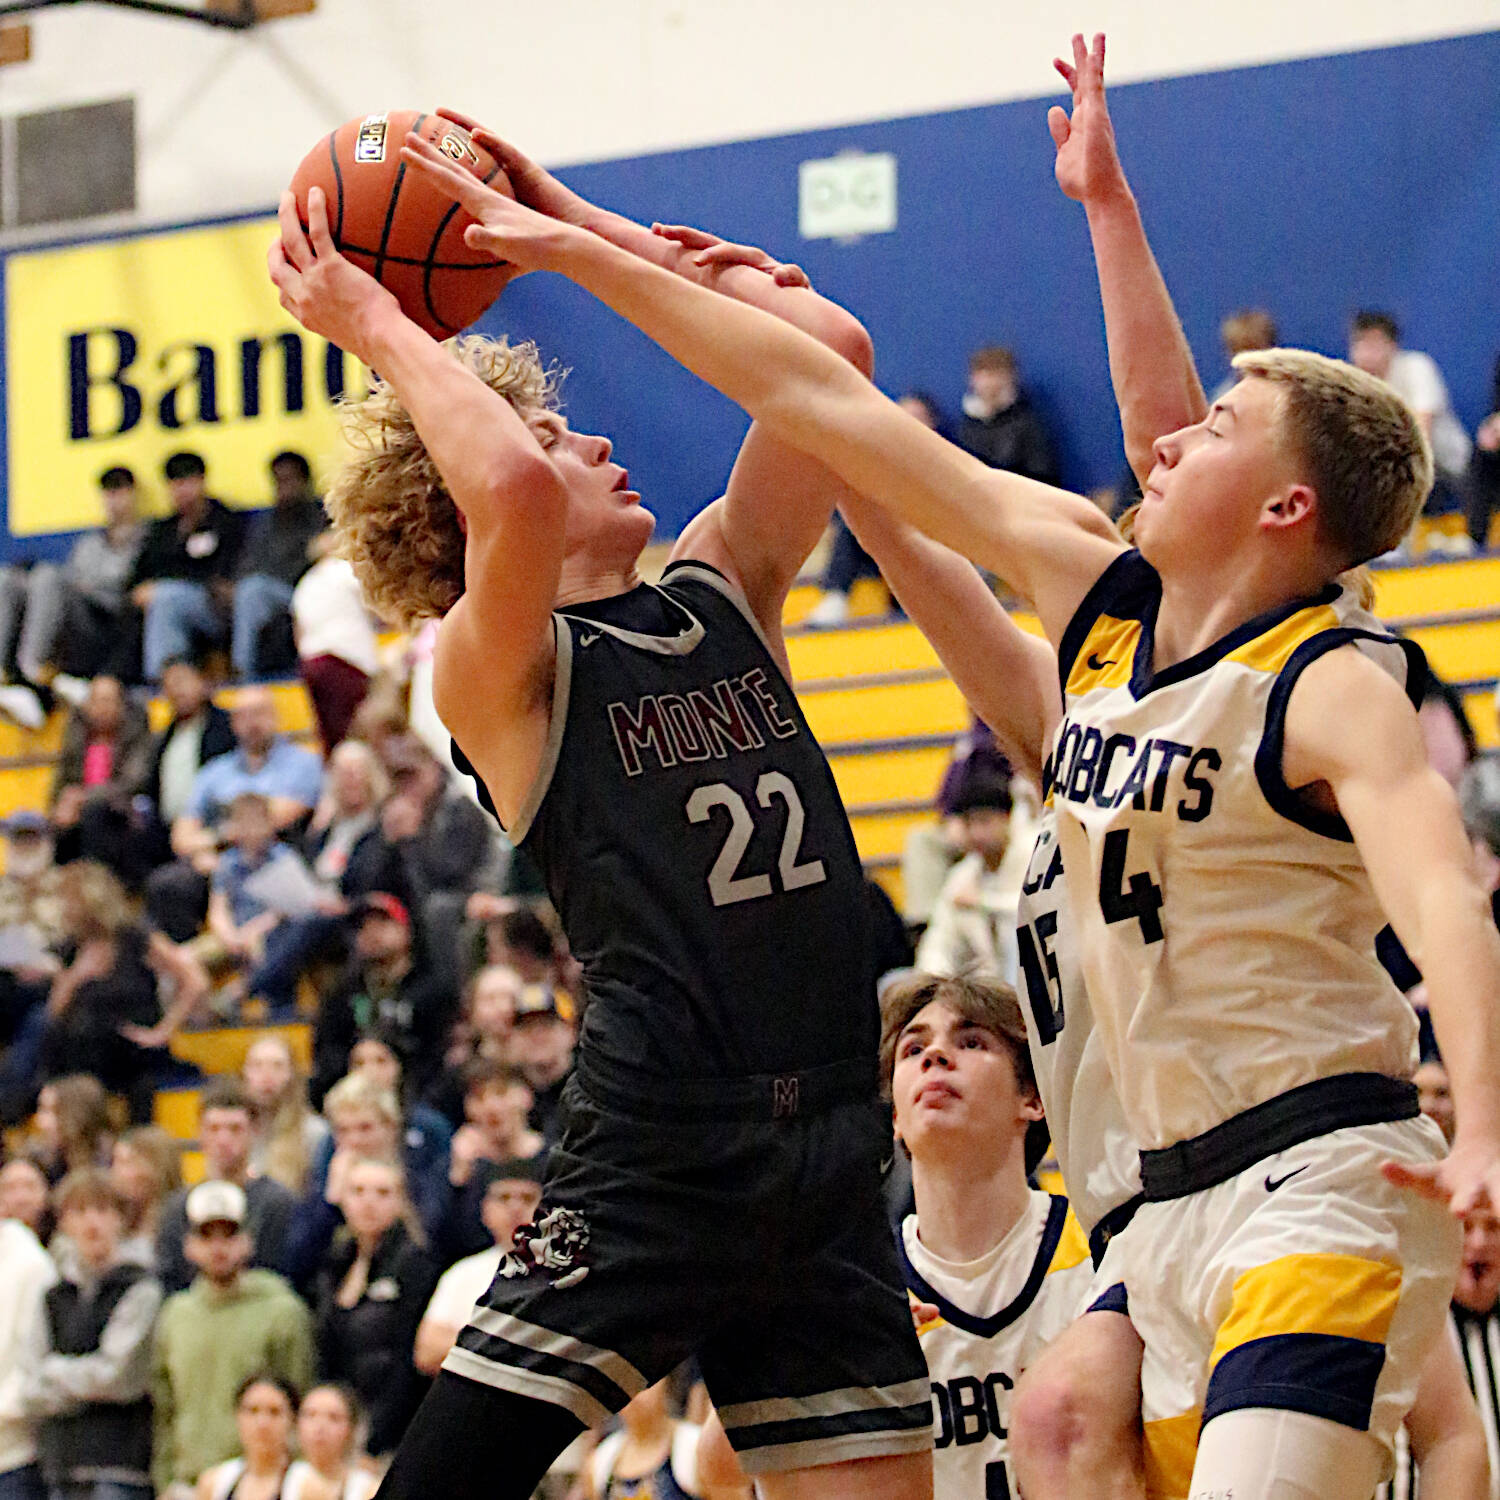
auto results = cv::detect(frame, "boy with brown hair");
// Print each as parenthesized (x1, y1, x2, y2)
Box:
(21, 1169, 161, 1500)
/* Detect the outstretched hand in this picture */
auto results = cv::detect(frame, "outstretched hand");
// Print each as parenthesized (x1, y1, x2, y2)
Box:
(1048, 32, 1127, 207)
(435, 109, 594, 227)
(1384, 1134, 1500, 1220)
(400, 133, 582, 272)
(651, 223, 812, 288)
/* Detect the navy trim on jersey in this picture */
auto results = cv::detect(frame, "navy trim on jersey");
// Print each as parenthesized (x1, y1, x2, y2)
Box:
(1088, 1281, 1129, 1317)
(1202, 1330, 1385, 1430)
(1128, 579, 1343, 702)
(898, 1195, 1068, 1338)
(1254, 627, 1428, 843)
(661, 561, 790, 686)
(1056, 549, 1145, 694)
(1088, 1194, 1144, 1269)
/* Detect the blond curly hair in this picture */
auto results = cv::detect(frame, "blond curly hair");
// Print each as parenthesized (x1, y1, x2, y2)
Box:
(324, 337, 562, 626)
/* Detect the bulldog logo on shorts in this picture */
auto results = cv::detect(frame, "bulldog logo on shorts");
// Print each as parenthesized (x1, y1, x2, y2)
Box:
(498, 1205, 592, 1289)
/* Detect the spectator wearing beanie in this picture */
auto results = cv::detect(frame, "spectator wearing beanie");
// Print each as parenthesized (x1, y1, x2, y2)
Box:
(915, 771, 1024, 984)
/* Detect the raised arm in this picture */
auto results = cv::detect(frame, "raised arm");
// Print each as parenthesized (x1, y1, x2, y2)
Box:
(1284, 648, 1500, 1213)
(839, 496, 1067, 787)
(432, 120, 875, 644)
(400, 143, 1123, 643)
(1050, 33, 1206, 482)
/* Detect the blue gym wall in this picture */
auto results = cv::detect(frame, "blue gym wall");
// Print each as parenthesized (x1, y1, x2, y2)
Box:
(3, 26, 1498, 553)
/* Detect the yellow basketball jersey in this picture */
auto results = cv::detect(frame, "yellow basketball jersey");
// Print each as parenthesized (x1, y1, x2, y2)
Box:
(1049, 551, 1422, 1150)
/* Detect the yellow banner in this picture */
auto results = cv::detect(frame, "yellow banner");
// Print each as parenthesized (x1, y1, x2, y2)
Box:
(4, 215, 365, 537)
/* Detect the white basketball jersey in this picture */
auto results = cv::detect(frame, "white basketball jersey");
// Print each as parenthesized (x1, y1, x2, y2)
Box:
(1050, 552, 1421, 1150)
(1016, 807, 1141, 1238)
(902, 1191, 1094, 1500)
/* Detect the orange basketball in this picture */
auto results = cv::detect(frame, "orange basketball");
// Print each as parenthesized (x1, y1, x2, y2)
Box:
(290, 111, 514, 340)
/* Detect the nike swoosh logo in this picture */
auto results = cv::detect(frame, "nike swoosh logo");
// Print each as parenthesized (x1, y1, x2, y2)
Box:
(879, 1155, 895, 1176)
(1264, 1164, 1310, 1192)
(1087, 652, 1118, 671)
(578, 632, 601, 647)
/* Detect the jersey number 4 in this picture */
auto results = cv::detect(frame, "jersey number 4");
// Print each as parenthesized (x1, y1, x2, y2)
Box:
(1099, 828, 1165, 944)
(686, 773, 828, 907)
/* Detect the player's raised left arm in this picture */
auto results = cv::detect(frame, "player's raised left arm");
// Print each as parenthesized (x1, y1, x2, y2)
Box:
(1284, 648, 1500, 1213)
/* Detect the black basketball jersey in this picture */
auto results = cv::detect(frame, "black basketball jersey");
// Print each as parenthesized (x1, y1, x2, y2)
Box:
(453, 560, 877, 1083)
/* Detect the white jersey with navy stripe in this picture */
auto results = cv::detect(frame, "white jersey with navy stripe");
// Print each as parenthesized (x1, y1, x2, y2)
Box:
(1016, 807, 1140, 1240)
(902, 1191, 1094, 1499)
(1050, 552, 1422, 1150)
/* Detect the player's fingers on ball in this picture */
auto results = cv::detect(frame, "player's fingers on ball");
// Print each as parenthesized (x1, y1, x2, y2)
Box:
(306, 186, 335, 252)
(435, 106, 481, 133)
(277, 191, 314, 270)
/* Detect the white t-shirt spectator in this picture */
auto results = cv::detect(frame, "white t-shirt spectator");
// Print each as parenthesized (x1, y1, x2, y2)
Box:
(292, 557, 379, 676)
(423, 1246, 503, 1331)
(1384, 349, 1472, 477)
(0, 1219, 58, 1478)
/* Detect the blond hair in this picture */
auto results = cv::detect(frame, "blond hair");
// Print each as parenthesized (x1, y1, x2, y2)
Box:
(323, 1071, 400, 1127)
(1231, 348, 1433, 566)
(325, 337, 561, 626)
(58, 860, 134, 940)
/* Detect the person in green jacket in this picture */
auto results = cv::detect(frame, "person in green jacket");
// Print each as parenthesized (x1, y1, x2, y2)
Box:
(150, 1181, 314, 1496)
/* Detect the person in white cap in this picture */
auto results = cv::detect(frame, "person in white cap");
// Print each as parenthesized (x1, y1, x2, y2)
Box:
(150, 1180, 313, 1498)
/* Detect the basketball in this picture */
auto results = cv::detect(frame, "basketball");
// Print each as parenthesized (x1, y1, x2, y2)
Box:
(289, 111, 515, 340)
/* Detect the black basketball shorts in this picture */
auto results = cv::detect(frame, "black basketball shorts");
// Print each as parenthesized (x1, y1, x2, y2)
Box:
(441, 1071, 933, 1475)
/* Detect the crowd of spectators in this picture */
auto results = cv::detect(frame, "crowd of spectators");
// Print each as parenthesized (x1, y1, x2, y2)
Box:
(0, 314, 1497, 1498)
(0, 490, 593, 1493)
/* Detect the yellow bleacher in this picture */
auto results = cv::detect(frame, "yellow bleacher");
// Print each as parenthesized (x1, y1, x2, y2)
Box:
(2, 552, 1496, 1144)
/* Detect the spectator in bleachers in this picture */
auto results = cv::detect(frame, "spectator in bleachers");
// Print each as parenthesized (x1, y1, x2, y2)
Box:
(195, 1374, 298, 1500)
(109, 1126, 182, 1268)
(1466, 351, 1500, 551)
(311, 894, 455, 1108)
(1419, 672, 1479, 790)
(0, 1198, 56, 1500)
(347, 1034, 453, 1164)
(0, 813, 67, 1126)
(429, 964, 521, 1130)
(148, 687, 323, 943)
(243, 1036, 329, 1198)
(293, 538, 379, 755)
(311, 1158, 438, 1463)
(1416, 1054, 1456, 1145)
(129, 452, 246, 684)
(377, 737, 496, 994)
(1349, 311, 1475, 554)
(244, 742, 405, 1013)
(900, 719, 1019, 932)
(156, 1079, 295, 1295)
(151, 1181, 314, 1497)
(0, 1156, 52, 1242)
(37, 863, 206, 1123)
(462, 901, 561, 989)
(586, 1377, 704, 1500)
(445, 1061, 544, 1258)
(232, 451, 327, 684)
(413, 1157, 543, 1377)
(129, 658, 235, 838)
(804, 392, 943, 627)
(1212, 309, 1279, 399)
(194, 791, 321, 1016)
(289, 1071, 449, 1285)
(956, 345, 1060, 485)
(48, 678, 153, 889)
(0, 467, 146, 731)
(915, 772, 1023, 984)
(286, 1383, 378, 1500)
(508, 987, 576, 1145)
(30, 1078, 112, 1189)
(20, 1168, 161, 1500)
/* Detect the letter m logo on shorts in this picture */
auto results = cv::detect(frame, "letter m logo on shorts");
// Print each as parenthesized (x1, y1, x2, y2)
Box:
(773, 1076, 800, 1119)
